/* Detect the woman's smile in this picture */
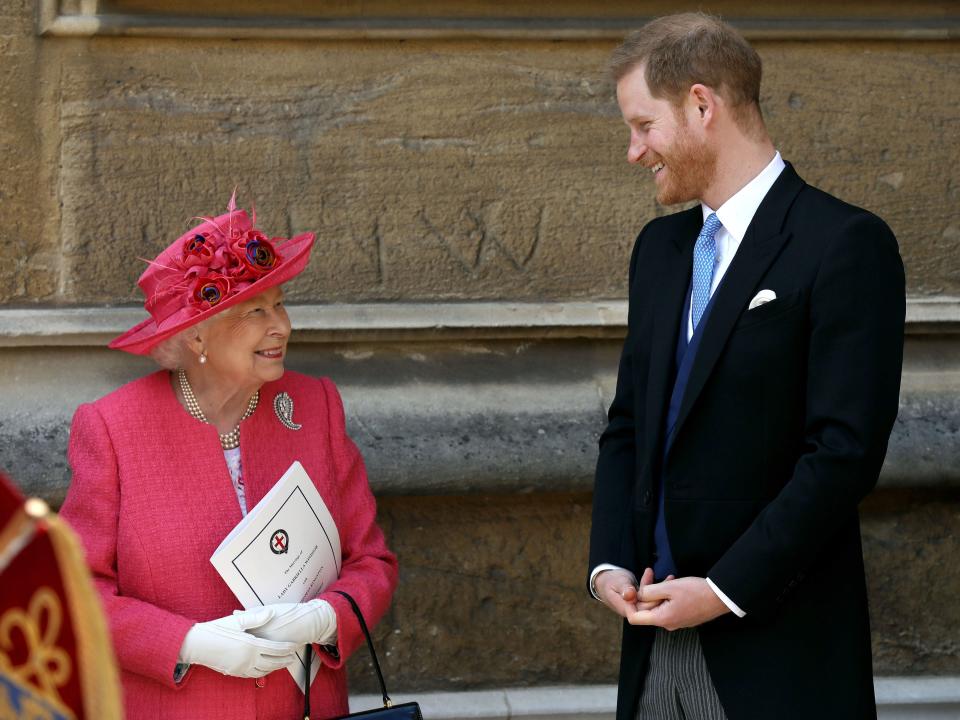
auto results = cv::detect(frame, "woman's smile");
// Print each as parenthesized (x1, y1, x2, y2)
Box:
(255, 346, 284, 360)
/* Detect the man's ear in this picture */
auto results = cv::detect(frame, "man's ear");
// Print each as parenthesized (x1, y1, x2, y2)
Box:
(688, 83, 717, 127)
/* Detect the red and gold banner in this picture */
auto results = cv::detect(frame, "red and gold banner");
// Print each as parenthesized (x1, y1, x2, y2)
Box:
(0, 471, 122, 720)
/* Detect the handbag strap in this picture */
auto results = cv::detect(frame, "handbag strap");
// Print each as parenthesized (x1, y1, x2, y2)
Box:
(333, 590, 393, 708)
(303, 643, 312, 720)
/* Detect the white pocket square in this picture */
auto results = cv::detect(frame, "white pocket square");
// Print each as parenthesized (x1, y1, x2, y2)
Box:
(748, 289, 777, 310)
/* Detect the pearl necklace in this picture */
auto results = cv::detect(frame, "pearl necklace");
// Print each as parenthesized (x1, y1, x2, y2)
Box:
(177, 369, 259, 450)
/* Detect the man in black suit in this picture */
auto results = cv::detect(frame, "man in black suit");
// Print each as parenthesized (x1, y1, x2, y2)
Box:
(588, 13, 904, 720)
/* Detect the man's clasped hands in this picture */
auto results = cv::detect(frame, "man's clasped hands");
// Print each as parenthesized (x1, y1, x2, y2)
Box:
(595, 568, 731, 631)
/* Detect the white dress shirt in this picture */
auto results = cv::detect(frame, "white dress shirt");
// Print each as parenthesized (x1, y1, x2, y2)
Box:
(591, 152, 787, 618)
(688, 151, 787, 340)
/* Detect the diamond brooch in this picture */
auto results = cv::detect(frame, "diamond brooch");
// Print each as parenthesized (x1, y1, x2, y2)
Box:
(274, 391, 302, 431)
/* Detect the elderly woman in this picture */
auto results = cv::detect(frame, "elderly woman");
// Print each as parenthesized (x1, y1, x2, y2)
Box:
(60, 197, 397, 719)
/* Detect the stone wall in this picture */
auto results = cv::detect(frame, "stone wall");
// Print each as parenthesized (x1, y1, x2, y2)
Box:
(359, 488, 960, 692)
(4, 2, 960, 305)
(2, 0, 959, 698)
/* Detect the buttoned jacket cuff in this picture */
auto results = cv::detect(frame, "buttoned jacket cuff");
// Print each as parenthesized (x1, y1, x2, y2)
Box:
(706, 577, 746, 618)
(589, 564, 637, 601)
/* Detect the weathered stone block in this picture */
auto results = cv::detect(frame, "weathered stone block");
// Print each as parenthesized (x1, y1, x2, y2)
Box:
(0, 20, 45, 304)
(863, 489, 960, 676)
(755, 41, 960, 296)
(350, 493, 619, 692)
(349, 489, 960, 693)
(9, 34, 952, 305)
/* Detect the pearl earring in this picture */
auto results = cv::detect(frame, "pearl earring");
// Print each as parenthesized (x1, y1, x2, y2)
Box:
(199, 351, 207, 365)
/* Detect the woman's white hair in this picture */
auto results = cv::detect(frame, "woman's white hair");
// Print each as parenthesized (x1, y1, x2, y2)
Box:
(149, 327, 198, 370)
(147, 290, 273, 369)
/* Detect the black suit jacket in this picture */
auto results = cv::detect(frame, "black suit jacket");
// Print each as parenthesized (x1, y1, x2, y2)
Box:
(589, 164, 905, 720)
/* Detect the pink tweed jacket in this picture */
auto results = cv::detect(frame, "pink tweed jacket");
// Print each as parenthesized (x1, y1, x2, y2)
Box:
(61, 370, 398, 720)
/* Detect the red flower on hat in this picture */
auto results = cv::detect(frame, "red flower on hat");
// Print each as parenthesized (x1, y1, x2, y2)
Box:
(181, 233, 216, 274)
(230, 230, 281, 278)
(191, 273, 232, 311)
(243, 236, 280, 276)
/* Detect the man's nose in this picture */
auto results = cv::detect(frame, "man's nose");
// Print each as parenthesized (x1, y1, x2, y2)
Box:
(627, 134, 646, 164)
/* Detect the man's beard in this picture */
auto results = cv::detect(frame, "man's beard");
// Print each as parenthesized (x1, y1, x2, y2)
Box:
(655, 120, 717, 206)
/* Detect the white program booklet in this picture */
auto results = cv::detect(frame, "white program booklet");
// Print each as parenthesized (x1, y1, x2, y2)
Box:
(210, 460, 342, 693)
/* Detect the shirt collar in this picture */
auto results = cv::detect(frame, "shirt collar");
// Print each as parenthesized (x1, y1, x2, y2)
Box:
(701, 151, 786, 243)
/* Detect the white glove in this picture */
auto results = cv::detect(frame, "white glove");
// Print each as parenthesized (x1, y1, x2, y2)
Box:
(178, 606, 300, 678)
(240, 599, 337, 646)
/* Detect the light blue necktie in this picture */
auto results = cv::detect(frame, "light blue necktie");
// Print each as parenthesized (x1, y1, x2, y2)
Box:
(691, 213, 723, 331)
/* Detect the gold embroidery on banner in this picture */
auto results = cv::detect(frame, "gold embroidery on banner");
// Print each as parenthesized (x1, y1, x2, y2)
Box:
(44, 515, 122, 719)
(0, 686, 62, 720)
(0, 587, 74, 718)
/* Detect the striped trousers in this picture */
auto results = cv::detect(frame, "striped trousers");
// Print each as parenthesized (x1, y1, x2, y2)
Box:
(635, 628, 729, 720)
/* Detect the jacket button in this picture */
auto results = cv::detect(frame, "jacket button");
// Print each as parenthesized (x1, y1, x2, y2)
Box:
(255, 677, 265, 688)
(642, 490, 652, 506)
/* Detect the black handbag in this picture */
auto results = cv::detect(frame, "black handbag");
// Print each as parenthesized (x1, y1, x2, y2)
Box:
(301, 590, 423, 720)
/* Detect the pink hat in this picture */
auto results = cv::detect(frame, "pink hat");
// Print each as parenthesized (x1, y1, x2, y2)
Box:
(110, 194, 314, 356)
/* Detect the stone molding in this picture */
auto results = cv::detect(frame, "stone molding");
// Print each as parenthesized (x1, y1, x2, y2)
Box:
(349, 678, 960, 719)
(2, 298, 958, 500)
(37, 2, 960, 41)
(1, 297, 958, 347)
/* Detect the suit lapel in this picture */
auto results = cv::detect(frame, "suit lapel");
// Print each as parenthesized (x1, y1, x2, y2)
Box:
(643, 208, 700, 469)
(667, 165, 806, 454)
